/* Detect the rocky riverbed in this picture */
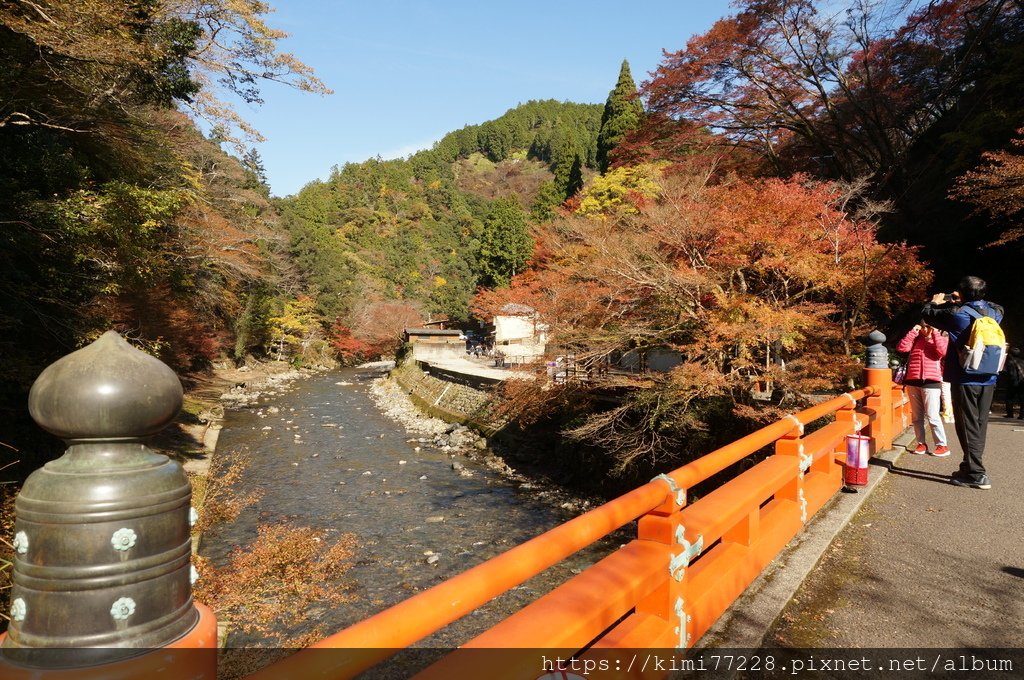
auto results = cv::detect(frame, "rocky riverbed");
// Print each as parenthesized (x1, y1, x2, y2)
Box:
(215, 363, 312, 407)
(367, 372, 594, 515)
(197, 358, 595, 516)
(200, 364, 627, 659)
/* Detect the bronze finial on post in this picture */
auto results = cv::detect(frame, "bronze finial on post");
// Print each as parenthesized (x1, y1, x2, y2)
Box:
(864, 329, 889, 369)
(863, 329, 894, 450)
(2, 331, 207, 668)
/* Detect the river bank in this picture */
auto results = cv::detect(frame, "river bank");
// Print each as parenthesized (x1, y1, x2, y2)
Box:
(367, 370, 593, 514)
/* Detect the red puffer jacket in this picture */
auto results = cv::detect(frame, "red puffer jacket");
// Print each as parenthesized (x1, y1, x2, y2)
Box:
(896, 327, 948, 383)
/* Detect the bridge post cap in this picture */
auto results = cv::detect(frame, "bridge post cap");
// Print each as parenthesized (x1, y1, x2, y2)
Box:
(864, 329, 890, 369)
(28, 330, 183, 440)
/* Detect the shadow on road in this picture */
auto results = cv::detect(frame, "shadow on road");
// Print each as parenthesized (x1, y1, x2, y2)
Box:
(886, 462, 954, 485)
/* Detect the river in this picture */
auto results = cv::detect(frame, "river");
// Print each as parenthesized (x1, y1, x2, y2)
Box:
(199, 366, 630, 662)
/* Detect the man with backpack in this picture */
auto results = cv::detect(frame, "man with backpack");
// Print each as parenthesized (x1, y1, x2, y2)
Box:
(921, 275, 1005, 490)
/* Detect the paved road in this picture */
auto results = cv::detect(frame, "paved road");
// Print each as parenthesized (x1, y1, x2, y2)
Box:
(766, 411, 1024, 648)
(424, 355, 538, 381)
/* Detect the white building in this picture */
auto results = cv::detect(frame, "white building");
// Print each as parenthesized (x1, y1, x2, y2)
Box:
(492, 303, 548, 360)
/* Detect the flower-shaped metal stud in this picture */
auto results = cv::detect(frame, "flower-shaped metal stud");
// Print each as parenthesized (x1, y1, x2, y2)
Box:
(111, 528, 137, 552)
(110, 597, 136, 621)
(13, 531, 28, 555)
(189, 507, 199, 527)
(11, 598, 26, 622)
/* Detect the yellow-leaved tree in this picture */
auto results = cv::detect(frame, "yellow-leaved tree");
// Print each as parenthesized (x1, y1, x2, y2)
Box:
(267, 295, 327, 365)
(575, 163, 664, 217)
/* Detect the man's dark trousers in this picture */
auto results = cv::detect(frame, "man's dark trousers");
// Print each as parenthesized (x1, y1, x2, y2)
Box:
(951, 383, 995, 479)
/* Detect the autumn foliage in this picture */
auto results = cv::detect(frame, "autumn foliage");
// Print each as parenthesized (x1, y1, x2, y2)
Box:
(636, 0, 1021, 187)
(477, 169, 929, 475)
(952, 127, 1024, 245)
(191, 452, 357, 655)
(192, 524, 357, 643)
(329, 322, 376, 365)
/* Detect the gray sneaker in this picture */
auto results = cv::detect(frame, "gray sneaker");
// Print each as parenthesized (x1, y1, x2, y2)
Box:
(951, 474, 992, 490)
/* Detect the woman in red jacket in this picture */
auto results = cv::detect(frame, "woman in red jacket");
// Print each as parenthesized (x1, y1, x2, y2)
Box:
(897, 321, 950, 456)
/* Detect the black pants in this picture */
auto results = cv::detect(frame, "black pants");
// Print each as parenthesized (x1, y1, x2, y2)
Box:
(951, 383, 995, 479)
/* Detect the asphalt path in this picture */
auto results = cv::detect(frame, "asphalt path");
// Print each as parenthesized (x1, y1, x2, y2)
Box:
(425, 355, 521, 381)
(765, 411, 1024, 649)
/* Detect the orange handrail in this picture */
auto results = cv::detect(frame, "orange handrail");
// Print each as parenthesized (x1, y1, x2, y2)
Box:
(249, 384, 883, 680)
(245, 483, 671, 679)
(660, 388, 874, 490)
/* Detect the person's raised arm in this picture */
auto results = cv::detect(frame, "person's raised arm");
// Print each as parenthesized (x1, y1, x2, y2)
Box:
(896, 326, 920, 353)
(921, 291, 960, 332)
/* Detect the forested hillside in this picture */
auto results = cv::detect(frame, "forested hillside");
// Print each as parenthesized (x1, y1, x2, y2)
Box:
(279, 99, 603, 347)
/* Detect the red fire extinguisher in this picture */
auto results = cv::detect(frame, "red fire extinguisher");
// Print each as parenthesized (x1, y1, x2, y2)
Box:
(844, 434, 871, 488)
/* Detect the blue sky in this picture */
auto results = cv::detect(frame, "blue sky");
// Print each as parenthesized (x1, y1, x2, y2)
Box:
(237, 1, 736, 197)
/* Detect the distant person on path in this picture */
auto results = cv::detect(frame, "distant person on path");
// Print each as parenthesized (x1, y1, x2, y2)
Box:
(921, 276, 1004, 489)
(896, 321, 950, 457)
(1003, 347, 1024, 419)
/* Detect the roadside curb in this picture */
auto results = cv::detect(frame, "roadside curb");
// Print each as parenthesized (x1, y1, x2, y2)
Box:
(694, 428, 915, 652)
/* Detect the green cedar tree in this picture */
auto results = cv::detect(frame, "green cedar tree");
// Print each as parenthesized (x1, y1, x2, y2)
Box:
(552, 130, 584, 200)
(596, 60, 644, 173)
(477, 196, 533, 288)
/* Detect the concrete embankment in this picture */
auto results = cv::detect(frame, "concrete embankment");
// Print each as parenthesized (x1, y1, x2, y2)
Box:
(388, 361, 500, 434)
(369, 368, 493, 456)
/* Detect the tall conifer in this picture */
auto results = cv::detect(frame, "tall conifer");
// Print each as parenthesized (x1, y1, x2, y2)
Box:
(552, 129, 584, 200)
(477, 197, 533, 288)
(596, 60, 644, 173)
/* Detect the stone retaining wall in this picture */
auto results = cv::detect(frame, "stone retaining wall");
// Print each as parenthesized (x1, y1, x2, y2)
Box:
(391, 362, 497, 433)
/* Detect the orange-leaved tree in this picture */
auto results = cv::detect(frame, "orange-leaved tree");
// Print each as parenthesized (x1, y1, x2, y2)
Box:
(951, 127, 1024, 246)
(329, 321, 377, 365)
(350, 299, 425, 359)
(477, 169, 929, 477)
(637, 0, 1019, 190)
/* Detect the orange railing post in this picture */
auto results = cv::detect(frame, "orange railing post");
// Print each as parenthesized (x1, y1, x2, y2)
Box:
(636, 474, 692, 648)
(890, 376, 909, 435)
(773, 417, 808, 525)
(0, 604, 218, 680)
